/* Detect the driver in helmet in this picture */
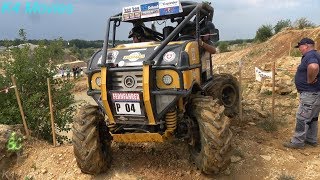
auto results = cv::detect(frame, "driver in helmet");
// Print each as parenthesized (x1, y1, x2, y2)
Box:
(128, 26, 153, 43)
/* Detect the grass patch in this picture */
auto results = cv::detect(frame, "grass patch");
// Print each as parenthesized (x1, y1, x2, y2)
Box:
(261, 90, 273, 96)
(258, 119, 278, 132)
(290, 49, 301, 57)
(278, 173, 295, 180)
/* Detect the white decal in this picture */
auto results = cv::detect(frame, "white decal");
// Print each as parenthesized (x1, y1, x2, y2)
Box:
(123, 52, 146, 61)
(106, 50, 119, 63)
(163, 51, 176, 62)
(118, 61, 125, 67)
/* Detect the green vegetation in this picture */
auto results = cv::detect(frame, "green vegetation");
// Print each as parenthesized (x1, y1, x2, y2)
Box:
(216, 39, 254, 47)
(293, 17, 316, 29)
(258, 119, 278, 132)
(255, 24, 273, 42)
(278, 174, 295, 180)
(274, 19, 291, 34)
(218, 41, 230, 53)
(290, 48, 302, 57)
(0, 31, 75, 143)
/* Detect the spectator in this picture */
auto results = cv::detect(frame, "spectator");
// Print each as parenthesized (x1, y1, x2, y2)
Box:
(66, 67, 71, 80)
(283, 38, 320, 149)
(60, 67, 65, 79)
(72, 66, 77, 79)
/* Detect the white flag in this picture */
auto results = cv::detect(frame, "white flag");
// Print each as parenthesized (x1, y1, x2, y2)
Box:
(255, 67, 272, 82)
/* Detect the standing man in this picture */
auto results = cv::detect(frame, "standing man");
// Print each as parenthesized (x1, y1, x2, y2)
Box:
(284, 38, 320, 149)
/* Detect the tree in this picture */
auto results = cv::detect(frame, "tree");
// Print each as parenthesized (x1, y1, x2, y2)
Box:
(274, 19, 291, 34)
(18, 28, 27, 42)
(218, 42, 230, 53)
(293, 17, 316, 29)
(2, 39, 11, 48)
(0, 36, 75, 143)
(255, 24, 273, 42)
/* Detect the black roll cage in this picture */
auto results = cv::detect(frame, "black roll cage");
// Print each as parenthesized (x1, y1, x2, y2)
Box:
(99, 1, 214, 67)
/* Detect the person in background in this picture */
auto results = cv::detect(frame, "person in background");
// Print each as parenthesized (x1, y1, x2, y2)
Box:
(66, 67, 71, 80)
(283, 37, 320, 149)
(72, 66, 77, 79)
(60, 67, 65, 80)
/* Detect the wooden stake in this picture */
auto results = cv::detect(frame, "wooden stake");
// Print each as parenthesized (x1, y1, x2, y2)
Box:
(289, 42, 292, 56)
(11, 76, 30, 138)
(47, 78, 56, 146)
(239, 60, 243, 122)
(272, 62, 276, 121)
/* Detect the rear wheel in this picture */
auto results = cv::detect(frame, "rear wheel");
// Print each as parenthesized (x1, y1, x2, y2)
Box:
(205, 73, 239, 117)
(188, 95, 232, 174)
(72, 105, 112, 174)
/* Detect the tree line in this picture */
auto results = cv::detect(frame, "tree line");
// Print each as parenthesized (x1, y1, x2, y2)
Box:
(218, 17, 318, 53)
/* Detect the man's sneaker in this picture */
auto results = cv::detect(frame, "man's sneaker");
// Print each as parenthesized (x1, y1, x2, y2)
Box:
(305, 141, 318, 147)
(283, 142, 304, 149)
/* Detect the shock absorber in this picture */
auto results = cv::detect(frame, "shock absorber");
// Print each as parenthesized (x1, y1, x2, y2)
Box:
(108, 124, 116, 133)
(164, 109, 177, 138)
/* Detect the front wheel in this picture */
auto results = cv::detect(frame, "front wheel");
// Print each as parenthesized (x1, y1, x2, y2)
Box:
(205, 73, 239, 117)
(188, 95, 233, 174)
(72, 105, 112, 174)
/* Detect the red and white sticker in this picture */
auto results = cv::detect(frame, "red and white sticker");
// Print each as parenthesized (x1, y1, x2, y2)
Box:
(163, 51, 176, 62)
(112, 92, 140, 101)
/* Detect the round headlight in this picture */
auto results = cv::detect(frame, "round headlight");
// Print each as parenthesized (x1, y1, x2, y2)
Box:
(95, 77, 101, 86)
(162, 74, 173, 85)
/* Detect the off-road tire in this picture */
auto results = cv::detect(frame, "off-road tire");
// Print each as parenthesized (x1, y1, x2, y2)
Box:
(72, 105, 112, 174)
(189, 95, 233, 174)
(205, 73, 239, 117)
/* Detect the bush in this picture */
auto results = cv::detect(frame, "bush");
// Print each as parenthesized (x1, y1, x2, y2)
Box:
(274, 19, 291, 34)
(255, 24, 273, 42)
(218, 42, 230, 53)
(0, 39, 75, 143)
(293, 17, 316, 29)
(290, 48, 302, 57)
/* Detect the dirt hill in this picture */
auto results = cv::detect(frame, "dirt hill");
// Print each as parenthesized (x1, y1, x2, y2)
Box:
(214, 27, 320, 78)
(4, 27, 320, 180)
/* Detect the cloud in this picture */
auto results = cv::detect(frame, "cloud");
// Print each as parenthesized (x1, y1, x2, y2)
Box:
(242, 0, 301, 8)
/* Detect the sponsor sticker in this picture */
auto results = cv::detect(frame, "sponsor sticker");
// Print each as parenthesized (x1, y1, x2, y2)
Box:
(123, 52, 145, 61)
(159, 6, 180, 16)
(141, 9, 159, 18)
(159, 0, 180, 8)
(140, 2, 159, 11)
(106, 50, 119, 63)
(97, 50, 119, 64)
(163, 51, 176, 62)
(122, 0, 182, 21)
(112, 92, 140, 101)
(122, 5, 141, 20)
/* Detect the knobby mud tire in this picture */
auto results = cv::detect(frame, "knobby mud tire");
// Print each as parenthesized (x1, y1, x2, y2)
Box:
(72, 105, 112, 175)
(189, 96, 233, 175)
(205, 73, 239, 117)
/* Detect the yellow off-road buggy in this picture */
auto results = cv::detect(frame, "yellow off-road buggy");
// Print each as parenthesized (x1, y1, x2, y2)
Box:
(73, 0, 239, 175)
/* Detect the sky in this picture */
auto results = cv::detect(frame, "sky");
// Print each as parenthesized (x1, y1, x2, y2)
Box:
(0, 0, 319, 41)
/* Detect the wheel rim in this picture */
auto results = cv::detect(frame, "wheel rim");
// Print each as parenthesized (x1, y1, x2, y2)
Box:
(221, 84, 237, 107)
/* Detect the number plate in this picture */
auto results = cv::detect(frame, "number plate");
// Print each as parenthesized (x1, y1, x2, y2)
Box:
(114, 102, 141, 115)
